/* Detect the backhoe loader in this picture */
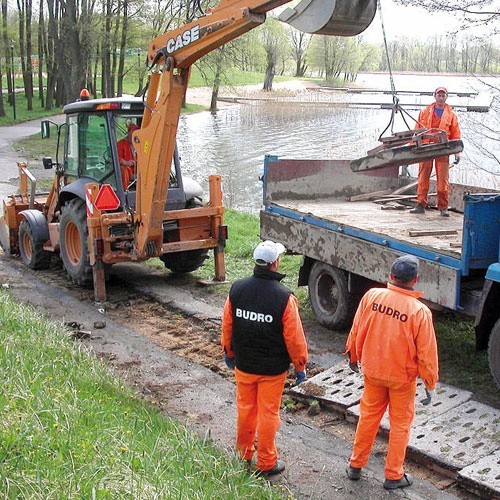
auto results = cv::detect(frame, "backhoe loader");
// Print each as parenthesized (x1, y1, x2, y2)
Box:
(0, 0, 377, 302)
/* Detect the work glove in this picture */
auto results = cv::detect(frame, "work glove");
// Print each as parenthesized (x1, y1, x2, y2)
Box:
(421, 388, 436, 406)
(348, 361, 360, 373)
(454, 154, 461, 164)
(224, 354, 235, 370)
(295, 370, 306, 385)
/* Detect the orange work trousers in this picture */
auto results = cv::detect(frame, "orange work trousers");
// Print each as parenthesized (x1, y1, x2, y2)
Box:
(416, 157, 450, 210)
(350, 376, 416, 480)
(235, 368, 287, 471)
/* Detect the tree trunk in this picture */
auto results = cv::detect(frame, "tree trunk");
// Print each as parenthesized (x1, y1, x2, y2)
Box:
(2, 0, 12, 106)
(101, 0, 113, 97)
(210, 51, 224, 112)
(37, 0, 44, 108)
(263, 62, 275, 91)
(17, 0, 34, 110)
(117, 0, 128, 97)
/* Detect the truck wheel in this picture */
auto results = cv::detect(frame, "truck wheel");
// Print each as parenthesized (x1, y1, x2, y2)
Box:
(488, 319, 500, 389)
(160, 249, 209, 274)
(308, 262, 357, 330)
(60, 198, 92, 286)
(18, 219, 51, 269)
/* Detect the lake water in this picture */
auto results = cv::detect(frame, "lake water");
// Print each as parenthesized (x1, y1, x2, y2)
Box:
(177, 73, 499, 213)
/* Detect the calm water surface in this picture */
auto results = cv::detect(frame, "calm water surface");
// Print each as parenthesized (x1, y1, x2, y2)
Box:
(178, 73, 499, 213)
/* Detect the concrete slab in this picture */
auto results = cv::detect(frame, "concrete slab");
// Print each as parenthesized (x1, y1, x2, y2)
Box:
(289, 361, 499, 497)
(347, 381, 473, 429)
(409, 401, 500, 473)
(289, 362, 363, 413)
(457, 449, 500, 499)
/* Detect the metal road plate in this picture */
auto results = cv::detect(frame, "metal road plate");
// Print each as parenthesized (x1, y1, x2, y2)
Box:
(346, 382, 472, 429)
(289, 362, 363, 413)
(408, 401, 500, 472)
(457, 449, 500, 499)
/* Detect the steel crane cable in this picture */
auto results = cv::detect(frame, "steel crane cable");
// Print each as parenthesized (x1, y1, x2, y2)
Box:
(377, 0, 416, 140)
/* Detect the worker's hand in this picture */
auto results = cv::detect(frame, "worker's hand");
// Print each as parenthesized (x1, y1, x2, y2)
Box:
(295, 370, 306, 385)
(224, 354, 235, 370)
(348, 361, 360, 373)
(454, 154, 461, 164)
(421, 388, 436, 406)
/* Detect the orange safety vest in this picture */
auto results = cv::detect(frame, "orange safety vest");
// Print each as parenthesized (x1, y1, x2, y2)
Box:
(345, 282, 439, 389)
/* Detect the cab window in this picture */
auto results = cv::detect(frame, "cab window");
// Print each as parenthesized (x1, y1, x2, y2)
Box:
(64, 113, 116, 187)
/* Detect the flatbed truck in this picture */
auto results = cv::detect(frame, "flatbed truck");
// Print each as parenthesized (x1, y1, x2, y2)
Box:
(259, 155, 500, 387)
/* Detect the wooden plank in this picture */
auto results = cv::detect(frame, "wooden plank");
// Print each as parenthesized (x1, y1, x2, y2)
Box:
(409, 229, 458, 237)
(390, 180, 419, 195)
(373, 195, 417, 203)
(347, 189, 392, 202)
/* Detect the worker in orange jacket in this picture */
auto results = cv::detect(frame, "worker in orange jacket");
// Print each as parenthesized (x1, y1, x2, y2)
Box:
(410, 86, 461, 217)
(117, 122, 140, 190)
(345, 254, 439, 490)
(221, 240, 308, 476)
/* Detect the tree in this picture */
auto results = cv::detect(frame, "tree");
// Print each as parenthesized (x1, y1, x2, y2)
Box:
(17, 0, 34, 110)
(289, 28, 310, 77)
(258, 17, 289, 91)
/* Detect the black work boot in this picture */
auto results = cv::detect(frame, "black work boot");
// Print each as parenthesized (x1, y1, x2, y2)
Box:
(409, 204, 425, 214)
(256, 460, 285, 477)
(346, 464, 362, 480)
(383, 473, 413, 490)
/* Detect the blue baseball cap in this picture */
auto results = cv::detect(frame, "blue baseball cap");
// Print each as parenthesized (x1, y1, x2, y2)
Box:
(391, 255, 419, 282)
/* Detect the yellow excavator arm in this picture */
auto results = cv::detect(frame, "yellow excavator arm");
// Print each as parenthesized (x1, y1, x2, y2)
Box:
(132, 0, 376, 258)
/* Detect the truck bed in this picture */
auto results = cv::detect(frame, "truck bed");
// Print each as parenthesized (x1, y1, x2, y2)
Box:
(275, 198, 463, 259)
(261, 156, 499, 311)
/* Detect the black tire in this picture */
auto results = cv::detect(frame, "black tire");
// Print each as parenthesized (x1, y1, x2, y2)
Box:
(18, 219, 51, 269)
(60, 198, 92, 286)
(488, 319, 500, 389)
(308, 261, 358, 330)
(160, 249, 209, 274)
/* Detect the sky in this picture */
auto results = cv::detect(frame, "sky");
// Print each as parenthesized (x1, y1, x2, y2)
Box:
(359, 0, 489, 44)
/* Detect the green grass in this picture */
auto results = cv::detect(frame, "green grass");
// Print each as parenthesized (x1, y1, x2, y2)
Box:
(1, 69, 277, 126)
(0, 89, 63, 126)
(0, 290, 283, 498)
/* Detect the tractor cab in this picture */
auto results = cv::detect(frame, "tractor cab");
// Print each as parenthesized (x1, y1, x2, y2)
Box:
(42, 96, 203, 213)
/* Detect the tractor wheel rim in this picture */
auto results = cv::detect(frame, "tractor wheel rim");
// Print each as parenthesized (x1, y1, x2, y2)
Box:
(23, 232, 32, 260)
(65, 221, 81, 265)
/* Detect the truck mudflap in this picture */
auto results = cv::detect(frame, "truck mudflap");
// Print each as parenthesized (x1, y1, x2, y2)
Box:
(278, 0, 376, 36)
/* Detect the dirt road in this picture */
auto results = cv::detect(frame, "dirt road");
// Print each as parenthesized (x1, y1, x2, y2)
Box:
(0, 253, 476, 499)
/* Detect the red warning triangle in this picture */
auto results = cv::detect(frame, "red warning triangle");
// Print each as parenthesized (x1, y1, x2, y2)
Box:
(94, 184, 120, 211)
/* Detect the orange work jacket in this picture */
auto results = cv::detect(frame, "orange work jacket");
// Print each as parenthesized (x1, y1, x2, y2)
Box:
(345, 282, 439, 390)
(416, 102, 461, 141)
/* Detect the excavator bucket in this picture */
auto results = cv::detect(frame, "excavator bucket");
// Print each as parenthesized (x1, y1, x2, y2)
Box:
(278, 0, 376, 36)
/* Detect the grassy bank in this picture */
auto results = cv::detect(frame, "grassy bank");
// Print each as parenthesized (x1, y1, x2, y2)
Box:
(0, 290, 282, 498)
